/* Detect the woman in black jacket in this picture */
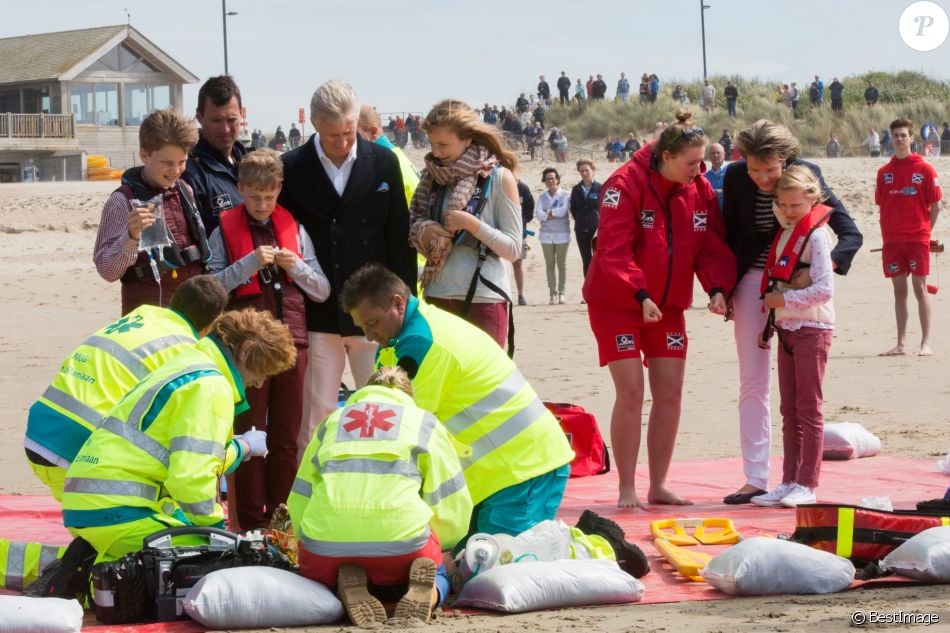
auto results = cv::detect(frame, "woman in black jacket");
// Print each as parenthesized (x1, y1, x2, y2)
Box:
(569, 158, 602, 279)
(721, 119, 863, 505)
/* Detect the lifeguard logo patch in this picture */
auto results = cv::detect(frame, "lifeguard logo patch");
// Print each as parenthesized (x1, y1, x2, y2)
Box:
(883, 173, 894, 184)
(693, 210, 707, 231)
(615, 334, 636, 351)
(666, 333, 685, 351)
(641, 210, 655, 228)
(909, 259, 918, 271)
(211, 193, 232, 214)
(912, 173, 924, 184)
(887, 261, 900, 274)
(602, 188, 620, 208)
(901, 186, 918, 196)
(778, 255, 789, 268)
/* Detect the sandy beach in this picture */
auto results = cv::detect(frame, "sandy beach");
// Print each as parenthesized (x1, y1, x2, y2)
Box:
(1, 152, 948, 631)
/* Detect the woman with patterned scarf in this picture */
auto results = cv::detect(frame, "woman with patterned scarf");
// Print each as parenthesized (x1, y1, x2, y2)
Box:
(409, 99, 522, 347)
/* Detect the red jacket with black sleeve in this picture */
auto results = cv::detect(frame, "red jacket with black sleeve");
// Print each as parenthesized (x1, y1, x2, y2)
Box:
(582, 144, 736, 317)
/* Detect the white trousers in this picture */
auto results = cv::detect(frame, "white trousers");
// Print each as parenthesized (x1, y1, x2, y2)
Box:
(297, 332, 377, 462)
(732, 269, 772, 490)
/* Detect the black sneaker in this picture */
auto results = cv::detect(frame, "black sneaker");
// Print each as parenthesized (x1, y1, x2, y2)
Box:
(575, 509, 650, 578)
(22, 536, 96, 601)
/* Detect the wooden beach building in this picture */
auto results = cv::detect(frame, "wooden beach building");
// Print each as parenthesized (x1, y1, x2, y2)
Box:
(0, 24, 198, 182)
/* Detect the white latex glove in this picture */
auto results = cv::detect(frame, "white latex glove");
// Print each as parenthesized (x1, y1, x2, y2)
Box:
(238, 427, 268, 459)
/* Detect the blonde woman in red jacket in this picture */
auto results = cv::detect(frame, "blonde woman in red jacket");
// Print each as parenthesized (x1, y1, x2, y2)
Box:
(582, 110, 736, 509)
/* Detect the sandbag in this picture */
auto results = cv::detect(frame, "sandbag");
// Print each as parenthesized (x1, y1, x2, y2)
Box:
(0, 596, 82, 633)
(701, 537, 854, 595)
(882, 525, 950, 581)
(822, 422, 881, 459)
(454, 559, 643, 613)
(182, 566, 343, 628)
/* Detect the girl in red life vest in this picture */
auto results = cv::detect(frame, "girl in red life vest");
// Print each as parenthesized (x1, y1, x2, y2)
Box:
(751, 166, 835, 509)
(207, 149, 331, 531)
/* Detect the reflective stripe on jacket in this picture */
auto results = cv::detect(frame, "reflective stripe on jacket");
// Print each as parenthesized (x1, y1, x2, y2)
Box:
(288, 385, 472, 555)
(61, 337, 247, 530)
(0, 539, 65, 591)
(26, 305, 199, 465)
(384, 298, 574, 504)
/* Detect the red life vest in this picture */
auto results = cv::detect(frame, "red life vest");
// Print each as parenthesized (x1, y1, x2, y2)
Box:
(220, 204, 302, 298)
(760, 204, 832, 296)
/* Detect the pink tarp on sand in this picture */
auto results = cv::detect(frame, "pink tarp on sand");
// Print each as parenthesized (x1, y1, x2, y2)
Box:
(1, 454, 945, 626)
(556, 454, 947, 604)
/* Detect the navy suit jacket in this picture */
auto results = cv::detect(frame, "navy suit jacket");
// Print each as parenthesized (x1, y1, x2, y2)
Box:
(278, 135, 416, 336)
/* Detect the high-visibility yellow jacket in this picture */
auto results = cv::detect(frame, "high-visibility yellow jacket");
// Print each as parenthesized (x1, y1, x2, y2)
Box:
(25, 305, 199, 466)
(288, 385, 472, 555)
(61, 336, 249, 531)
(0, 538, 65, 591)
(379, 298, 574, 504)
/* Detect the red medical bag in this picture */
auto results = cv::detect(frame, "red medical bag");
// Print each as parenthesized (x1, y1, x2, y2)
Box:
(544, 402, 610, 477)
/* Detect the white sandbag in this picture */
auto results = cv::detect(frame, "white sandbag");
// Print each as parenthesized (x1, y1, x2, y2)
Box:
(182, 566, 343, 628)
(701, 537, 854, 595)
(882, 525, 950, 581)
(0, 596, 82, 633)
(454, 559, 643, 613)
(822, 422, 881, 459)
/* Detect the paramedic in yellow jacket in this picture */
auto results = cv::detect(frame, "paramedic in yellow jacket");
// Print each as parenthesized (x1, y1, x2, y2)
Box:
(342, 264, 574, 545)
(61, 309, 296, 561)
(25, 276, 229, 501)
(288, 367, 470, 624)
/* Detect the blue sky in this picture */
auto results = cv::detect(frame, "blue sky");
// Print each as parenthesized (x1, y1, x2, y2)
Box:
(3, 0, 949, 133)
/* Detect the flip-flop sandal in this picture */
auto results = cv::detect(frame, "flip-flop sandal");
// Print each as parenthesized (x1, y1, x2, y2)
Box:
(338, 564, 387, 625)
(394, 558, 437, 621)
(723, 489, 767, 505)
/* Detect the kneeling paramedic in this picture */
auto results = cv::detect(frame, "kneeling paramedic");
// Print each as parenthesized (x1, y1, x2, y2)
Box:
(341, 264, 574, 547)
(61, 309, 297, 562)
(25, 276, 229, 501)
(288, 367, 471, 624)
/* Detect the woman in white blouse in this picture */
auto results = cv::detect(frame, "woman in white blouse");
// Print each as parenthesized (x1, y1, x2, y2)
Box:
(536, 167, 572, 304)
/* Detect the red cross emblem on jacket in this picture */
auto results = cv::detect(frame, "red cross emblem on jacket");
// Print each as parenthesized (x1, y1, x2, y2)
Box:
(342, 404, 397, 439)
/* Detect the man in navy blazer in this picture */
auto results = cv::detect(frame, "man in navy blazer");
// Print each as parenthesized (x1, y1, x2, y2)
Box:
(278, 80, 416, 458)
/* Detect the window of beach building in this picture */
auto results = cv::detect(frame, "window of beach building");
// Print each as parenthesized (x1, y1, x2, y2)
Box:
(89, 43, 160, 74)
(0, 88, 20, 113)
(95, 84, 119, 126)
(0, 86, 52, 114)
(125, 84, 171, 126)
(69, 84, 94, 124)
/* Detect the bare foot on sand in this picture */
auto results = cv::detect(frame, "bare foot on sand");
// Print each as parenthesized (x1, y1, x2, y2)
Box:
(879, 345, 905, 356)
(648, 487, 693, 506)
(919, 344, 933, 356)
(618, 485, 645, 509)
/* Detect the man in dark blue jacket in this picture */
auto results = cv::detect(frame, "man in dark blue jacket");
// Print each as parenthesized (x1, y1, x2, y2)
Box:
(183, 76, 248, 233)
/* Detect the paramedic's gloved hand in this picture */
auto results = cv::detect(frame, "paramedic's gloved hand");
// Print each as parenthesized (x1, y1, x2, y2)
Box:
(237, 428, 268, 459)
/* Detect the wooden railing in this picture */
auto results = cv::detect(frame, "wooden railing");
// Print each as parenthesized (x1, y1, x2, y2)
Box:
(0, 113, 75, 139)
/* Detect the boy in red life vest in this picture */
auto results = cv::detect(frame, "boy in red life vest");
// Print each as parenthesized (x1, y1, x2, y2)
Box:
(751, 166, 835, 509)
(876, 117, 943, 357)
(207, 148, 331, 530)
